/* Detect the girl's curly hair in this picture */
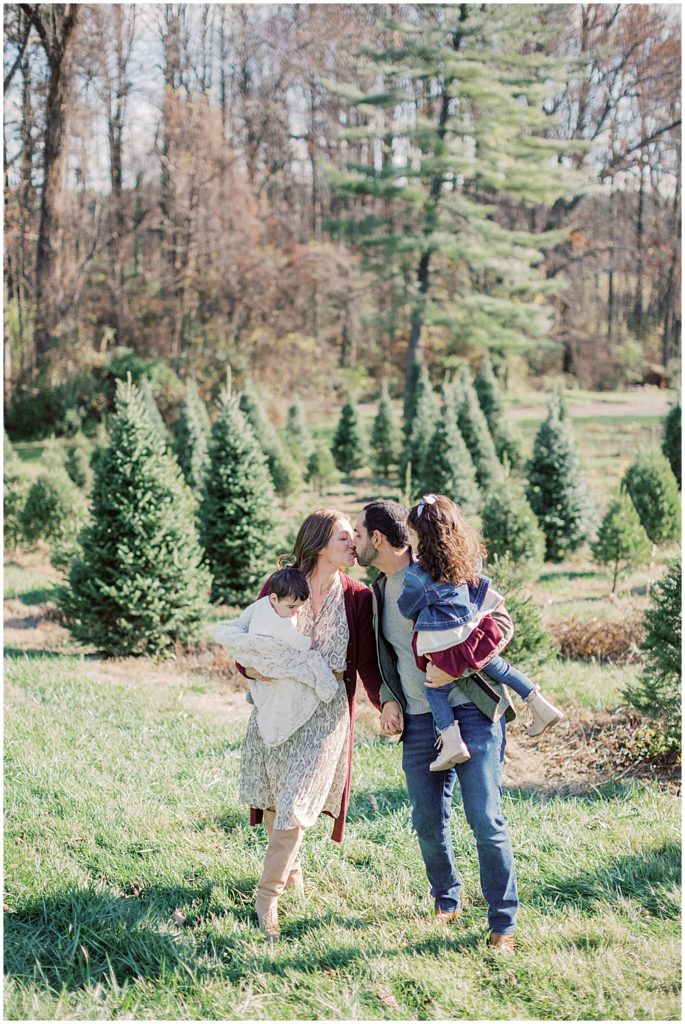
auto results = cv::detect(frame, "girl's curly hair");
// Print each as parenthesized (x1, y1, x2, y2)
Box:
(407, 494, 485, 585)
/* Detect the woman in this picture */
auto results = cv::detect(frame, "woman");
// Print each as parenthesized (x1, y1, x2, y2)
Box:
(214, 509, 383, 939)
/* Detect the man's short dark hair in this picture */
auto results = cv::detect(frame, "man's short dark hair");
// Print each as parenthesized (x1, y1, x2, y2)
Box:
(268, 566, 310, 602)
(363, 500, 409, 549)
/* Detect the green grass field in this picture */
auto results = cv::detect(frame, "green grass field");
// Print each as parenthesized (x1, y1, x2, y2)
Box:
(4, 645, 680, 1021)
(5, 390, 680, 1019)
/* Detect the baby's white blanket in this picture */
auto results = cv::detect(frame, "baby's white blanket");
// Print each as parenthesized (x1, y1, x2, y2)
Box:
(214, 606, 340, 747)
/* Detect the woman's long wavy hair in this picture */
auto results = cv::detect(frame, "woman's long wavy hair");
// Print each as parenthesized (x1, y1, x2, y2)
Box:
(407, 494, 485, 586)
(284, 508, 346, 578)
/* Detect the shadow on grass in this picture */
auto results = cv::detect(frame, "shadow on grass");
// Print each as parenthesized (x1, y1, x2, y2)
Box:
(3, 884, 388, 994)
(4, 646, 68, 661)
(4, 882, 256, 993)
(4, 585, 59, 606)
(346, 784, 411, 822)
(538, 570, 600, 584)
(527, 842, 681, 919)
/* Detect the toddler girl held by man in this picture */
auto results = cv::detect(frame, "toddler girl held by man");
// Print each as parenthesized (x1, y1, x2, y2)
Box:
(399, 494, 564, 772)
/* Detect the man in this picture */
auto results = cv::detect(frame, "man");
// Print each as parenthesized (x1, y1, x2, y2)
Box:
(353, 498, 518, 954)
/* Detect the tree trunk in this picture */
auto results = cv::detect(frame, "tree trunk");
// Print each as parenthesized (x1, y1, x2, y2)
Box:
(106, 5, 133, 346)
(607, 180, 616, 350)
(21, 4, 80, 369)
(403, 81, 452, 402)
(633, 153, 645, 339)
(18, 38, 34, 379)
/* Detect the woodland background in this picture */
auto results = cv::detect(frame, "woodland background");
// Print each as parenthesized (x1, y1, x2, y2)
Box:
(3, 2, 682, 434)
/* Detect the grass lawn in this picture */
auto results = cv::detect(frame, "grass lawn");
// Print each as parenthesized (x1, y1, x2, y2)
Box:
(6, 388, 680, 1019)
(4, 654, 680, 1020)
(4, 584, 681, 1020)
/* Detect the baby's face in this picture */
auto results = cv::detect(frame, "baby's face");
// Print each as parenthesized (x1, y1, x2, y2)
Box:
(269, 594, 306, 618)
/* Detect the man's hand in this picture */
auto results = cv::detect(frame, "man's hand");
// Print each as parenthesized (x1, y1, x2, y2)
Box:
(380, 700, 403, 735)
(425, 662, 455, 688)
(246, 669, 275, 682)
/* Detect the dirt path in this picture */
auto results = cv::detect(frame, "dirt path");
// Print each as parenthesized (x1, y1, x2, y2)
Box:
(507, 388, 671, 423)
(5, 598, 678, 796)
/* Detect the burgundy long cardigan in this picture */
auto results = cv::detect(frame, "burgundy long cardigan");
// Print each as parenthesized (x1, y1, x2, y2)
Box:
(237, 572, 384, 842)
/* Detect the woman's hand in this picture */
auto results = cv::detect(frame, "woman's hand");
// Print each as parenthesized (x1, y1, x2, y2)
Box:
(380, 701, 403, 735)
(425, 662, 455, 688)
(246, 669, 275, 682)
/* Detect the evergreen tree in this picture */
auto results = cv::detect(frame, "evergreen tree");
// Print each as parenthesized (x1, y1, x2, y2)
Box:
(20, 469, 82, 546)
(526, 397, 590, 561)
(4, 432, 29, 551)
(239, 391, 303, 500)
(403, 359, 432, 432)
(200, 394, 277, 605)
(139, 375, 169, 444)
(285, 400, 313, 462)
(454, 368, 503, 492)
(328, 6, 580, 394)
(421, 408, 481, 514)
(332, 398, 367, 474)
(371, 380, 402, 479)
(624, 559, 681, 752)
(400, 382, 438, 496)
(90, 420, 110, 475)
(174, 379, 210, 492)
(306, 444, 339, 495)
(661, 403, 681, 487)
(64, 432, 94, 491)
(481, 480, 545, 564)
(474, 355, 523, 470)
(621, 450, 681, 545)
(591, 490, 652, 594)
(58, 380, 211, 655)
(489, 555, 559, 675)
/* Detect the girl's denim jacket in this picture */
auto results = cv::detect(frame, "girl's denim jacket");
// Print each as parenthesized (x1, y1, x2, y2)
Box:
(397, 562, 490, 631)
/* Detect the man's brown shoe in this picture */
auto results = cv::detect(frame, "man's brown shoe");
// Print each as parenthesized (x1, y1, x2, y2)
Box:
(488, 931, 515, 954)
(435, 907, 462, 924)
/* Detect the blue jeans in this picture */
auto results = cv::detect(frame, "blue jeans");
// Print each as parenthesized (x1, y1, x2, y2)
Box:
(425, 683, 457, 732)
(483, 656, 535, 700)
(425, 656, 535, 735)
(401, 704, 518, 934)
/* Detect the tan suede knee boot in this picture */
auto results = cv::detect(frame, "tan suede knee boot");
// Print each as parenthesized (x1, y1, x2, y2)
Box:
(264, 809, 305, 897)
(255, 824, 304, 939)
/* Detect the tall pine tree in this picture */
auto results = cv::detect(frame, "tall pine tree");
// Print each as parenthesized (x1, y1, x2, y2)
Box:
(58, 379, 211, 655)
(327, 6, 581, 397)
(403, 359, 432, 432)
(526, 396, 590, 561)
(200, 393, 277, 605)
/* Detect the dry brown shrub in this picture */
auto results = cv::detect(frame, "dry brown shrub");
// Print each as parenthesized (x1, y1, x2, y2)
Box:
(551, 615, 644, 664)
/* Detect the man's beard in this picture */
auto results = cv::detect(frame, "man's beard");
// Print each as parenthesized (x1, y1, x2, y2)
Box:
(354, 540, 377, 567)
